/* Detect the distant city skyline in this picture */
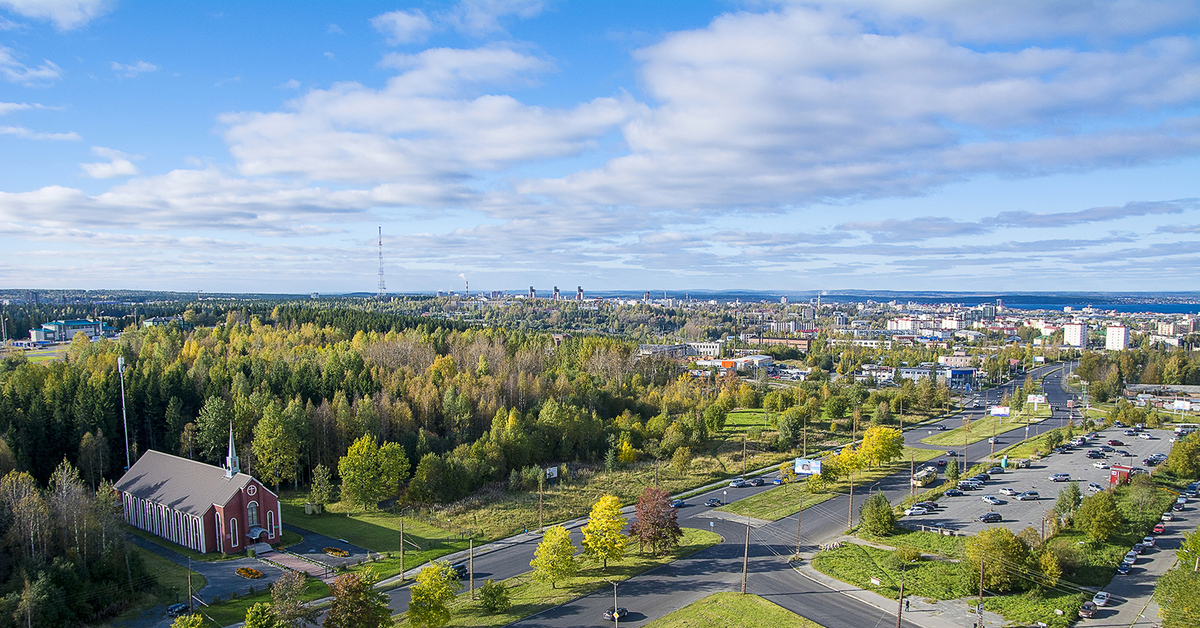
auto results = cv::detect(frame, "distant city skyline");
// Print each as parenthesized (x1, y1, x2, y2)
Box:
(1, 0, 1199, 292)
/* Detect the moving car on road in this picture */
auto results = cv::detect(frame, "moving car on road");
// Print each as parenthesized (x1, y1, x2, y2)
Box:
(669, 499, 685, 508)
(729, 478, 747, 488)
(603, 607, 629, 621)
(704, 498, 722, 507)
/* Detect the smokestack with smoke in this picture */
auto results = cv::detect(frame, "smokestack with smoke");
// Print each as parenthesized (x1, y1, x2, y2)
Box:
(459, 273, 468, 298)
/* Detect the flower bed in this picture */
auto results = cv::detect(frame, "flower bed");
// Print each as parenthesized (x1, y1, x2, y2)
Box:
(236, 567, 263, 579)
(323, 547, 349, 557)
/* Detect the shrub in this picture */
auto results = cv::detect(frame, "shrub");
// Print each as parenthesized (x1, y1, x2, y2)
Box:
(478, 579, 511, 613)
(859, 492, 896, 537)
(895, 546, 922, 563)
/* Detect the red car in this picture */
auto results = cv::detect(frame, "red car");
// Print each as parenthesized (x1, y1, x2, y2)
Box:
(1108, 439, 1123, 446)
(1153, 523, 1166, 534)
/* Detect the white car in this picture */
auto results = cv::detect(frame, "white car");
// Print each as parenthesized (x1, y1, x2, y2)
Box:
(904, 506, 930, 516)
(1087, 483, 1104, 493)
(1143, 535, 1155, 547)
(1093, 591, 1111, 607)
(999, 487, 1017, 496)
(982, 495, 1002, 505)
(1138, 433, 1152, 440)
(1093, 461, 1110, 469)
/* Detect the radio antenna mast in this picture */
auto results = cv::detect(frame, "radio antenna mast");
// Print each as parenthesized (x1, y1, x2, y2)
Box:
(377, 227, 386, 298)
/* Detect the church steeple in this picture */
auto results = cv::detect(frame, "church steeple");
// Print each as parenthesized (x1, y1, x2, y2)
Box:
(225, 423, 240, 478)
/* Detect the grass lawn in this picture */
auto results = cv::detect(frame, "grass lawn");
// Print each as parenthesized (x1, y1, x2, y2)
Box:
(199, 576, 331, 627)
(109, 547, 209, 624)
(281, 493, 472, 580)
(993, 425, 1077, 460)
(858, 528, 966, 559)
(812, 543, 1084, 628)
(919, 410, 1050, 448)
(716, 447, 939, 522)
(643, 592, 828, 628)
(392, 527, 722, 627)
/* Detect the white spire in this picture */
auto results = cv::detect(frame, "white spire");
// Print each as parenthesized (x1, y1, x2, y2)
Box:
(225, 423, 239, 478)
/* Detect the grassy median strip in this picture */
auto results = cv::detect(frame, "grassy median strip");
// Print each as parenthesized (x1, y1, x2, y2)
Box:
(393, 527, 721, 627)
(919, 409, 1050, 448)
(716, 447, 941, 521)
(642, 591, 828, 628)
(200, 576, 331, 627)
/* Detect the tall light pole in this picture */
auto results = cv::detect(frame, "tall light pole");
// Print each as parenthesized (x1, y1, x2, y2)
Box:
(896, 559, 916, 628)
(118, 356, 130, 470)
(604, 579, 619, 628)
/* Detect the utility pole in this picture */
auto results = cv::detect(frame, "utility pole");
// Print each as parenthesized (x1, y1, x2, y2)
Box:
(895, 561, 909, 628)
(399, 517, 406, 581)
(742, 431, 748, 477)
(847, 472, 854, 531)
(977, 550, 985, 628)
(796, 498, 802, 556)
(118, 356, 130, 470)
(909, 457, 915, 499)
(187, 558, 193, 613)
(962, 417, 970, 473)
(990, 417, 996, 457)
(469, 538, 474, 600)
(538, 474, 544, 533)
(741, 517, 750, 594)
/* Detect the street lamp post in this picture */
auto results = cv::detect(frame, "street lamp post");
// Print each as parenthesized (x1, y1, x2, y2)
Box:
(604, 579, 619, 628)
(118, 356, 130, 470)
(896, 559, 916, 628)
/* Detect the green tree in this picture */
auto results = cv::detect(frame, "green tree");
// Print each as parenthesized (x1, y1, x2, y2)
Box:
(338, 435, 410, 511)
(253, 403, 300, 491)
(309, 464, 336, 508)
(671, 446, 692, 473)
(1053, 483, 1082, 520)
(703, 405, 727, 432)
(1155, 568, 1200, 628)
(629, 486, 683, 556)
(1166, 434, 1200, 479)
(1037, 550, 1062, 589)
(272, 569, 318, 628)
(195, 396, 233, 464)
(530, 525, 578, 589)
(323, 569, 392, 628)
(777, 461, 796, 485)
(581, 494, 628, 569)
(1075, 491, 1124, 544)
(244, 602, 280, 628)
(408, 561, 459, 628)
(478, 580, 511, 614)
(964, 527, 1032, 593)
(945, 459, 960, 482)
(872, 401, 890, 426)
(171, 615, 205, 628)
(858, 492, 895, 537)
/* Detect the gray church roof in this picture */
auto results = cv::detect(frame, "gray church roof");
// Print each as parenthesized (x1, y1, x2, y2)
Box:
(115, 450, 253, 516)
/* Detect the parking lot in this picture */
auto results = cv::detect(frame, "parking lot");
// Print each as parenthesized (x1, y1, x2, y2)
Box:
(900, 426, 1179, 536)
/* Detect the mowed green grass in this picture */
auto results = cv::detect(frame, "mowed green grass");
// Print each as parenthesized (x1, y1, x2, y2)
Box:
(392, 528, 722, 627)
(199, 576, 331, 627)
(919, 410, 1048, 448)
(643, 592, 828, 628)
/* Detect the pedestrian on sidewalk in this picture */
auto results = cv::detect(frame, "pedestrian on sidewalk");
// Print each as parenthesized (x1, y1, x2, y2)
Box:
(904, 599, 909, 611)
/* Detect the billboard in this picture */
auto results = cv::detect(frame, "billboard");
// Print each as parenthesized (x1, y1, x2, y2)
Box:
(545, 466, 558, 479)
(1027, 395, 1046, 404)
(1174, 400, 1193, 412)
(794, 458, 822, 476)
(990, 406, 1011, 417)
(1033, 356, 1046, 363)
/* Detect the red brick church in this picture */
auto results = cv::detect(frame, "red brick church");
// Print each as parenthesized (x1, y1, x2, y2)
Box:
(115, 429, 282, 554)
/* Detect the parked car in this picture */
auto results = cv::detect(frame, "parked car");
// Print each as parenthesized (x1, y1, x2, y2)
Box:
(1093, 461, 1110, 469)
(1079, 601, 1097, 618)
(1138, 433, 1153, 440)
(705, 498, 722, 507)
(1163, 512, 1175, 521)
(979, 512, 1002, 523)
(1116, 563, 1131, 575)
(603, 607, 629, 621)
(944, 488, 964, 497)
(1050, 473, 1070, 482)
(1016, 491, 1040, 501)
(915, 501, 939, 510)
(669, 499, 685, 508)
(1087, 483, 1104, 493)
(1108, 439, 1124, 446)
(1100, 445, 1115, 452)
(1093, 591, 1111, 607)
(1122, 552, 1137, 565)
(1153, 523, 1166, 534)
(729, 479, 747, 488)
(982, 495, 1002, 505)
(1131, 543, 1145, 554)
(1178, 496, 1189, 505)
(1117, 450, 1132, 457)
(1173, 502, 1185, 511)
(904, 506, 930, 516)
(999, 487, 1017, 496)
(1142, 535, 1156, 547)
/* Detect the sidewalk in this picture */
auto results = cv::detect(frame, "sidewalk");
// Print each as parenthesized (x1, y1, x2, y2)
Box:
(793, 541, 1007, 628)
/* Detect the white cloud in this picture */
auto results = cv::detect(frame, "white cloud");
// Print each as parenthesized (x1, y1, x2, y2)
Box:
(371, 9, 435, 44)
(220, 46, 635, 185)
(519, 6, 1200, 210)
(326, 23, 344, 35)
(111, 60, 158, 78)
(0, 0, 110, 30)
(79, 146, 140, 178)
(278, 78, 301, 90)
(0, 124, 78, 140)
(0, 101, 33, 114)
(0, 45, 61, 85)
(451, 0, 544, 36)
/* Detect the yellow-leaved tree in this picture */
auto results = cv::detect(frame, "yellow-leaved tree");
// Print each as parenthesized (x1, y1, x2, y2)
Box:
(858, 426, 904, 469)
(582, 494, 628, 569)
(530, 525, 579, 589)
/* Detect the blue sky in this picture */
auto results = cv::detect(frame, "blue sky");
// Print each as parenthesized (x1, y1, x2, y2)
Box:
(2, 0, 1199, 294)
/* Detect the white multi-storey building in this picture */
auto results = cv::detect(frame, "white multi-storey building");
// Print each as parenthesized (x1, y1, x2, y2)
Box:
(1064, 322, 1086, 347)
(1106, 325, 1130, 351)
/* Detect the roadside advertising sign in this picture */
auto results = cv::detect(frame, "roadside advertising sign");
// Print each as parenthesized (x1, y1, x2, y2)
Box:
(794, 458, 822, 475)
(990, 406, 1011, 417)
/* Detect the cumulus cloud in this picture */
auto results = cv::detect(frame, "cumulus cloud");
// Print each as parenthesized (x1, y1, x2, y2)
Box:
(79, 146, 140, 178)
(520, 6, 1200, 210)
(0, 124, 78, 140)
(111, 60, 158, 78)
(451, 0, 544, 36)
(371, 9, 435, 44)
(220, 45, 636, 185)
(0, 0, 110, 30)
(0, 45, 61, 85)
